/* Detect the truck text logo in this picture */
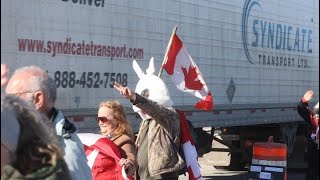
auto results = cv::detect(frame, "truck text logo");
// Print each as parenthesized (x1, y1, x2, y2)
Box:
(17, 38, 144, 61)
(241, 0, 313, 68)
(61, 0, 105, 8)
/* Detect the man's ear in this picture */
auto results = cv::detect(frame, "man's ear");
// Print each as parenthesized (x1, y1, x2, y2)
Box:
(33, 90, 45, 110)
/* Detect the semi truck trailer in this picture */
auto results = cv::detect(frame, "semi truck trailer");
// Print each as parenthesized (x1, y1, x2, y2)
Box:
(2, 0, 318, 169)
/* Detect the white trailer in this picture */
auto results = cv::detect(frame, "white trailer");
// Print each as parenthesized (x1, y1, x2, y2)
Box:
(1, 0, 319, 169)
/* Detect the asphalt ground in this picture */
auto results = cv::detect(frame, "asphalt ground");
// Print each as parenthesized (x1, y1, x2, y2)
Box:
(178, 152, 307, 180)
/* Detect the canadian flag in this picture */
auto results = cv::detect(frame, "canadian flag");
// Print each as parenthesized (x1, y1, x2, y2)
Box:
(176, 110, 202, 180)
(162, 33, 213, 111)
(78, 133, 129, 180)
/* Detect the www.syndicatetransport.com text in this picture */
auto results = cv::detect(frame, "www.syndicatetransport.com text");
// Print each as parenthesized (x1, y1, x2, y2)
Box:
(18, 38, 144, 60)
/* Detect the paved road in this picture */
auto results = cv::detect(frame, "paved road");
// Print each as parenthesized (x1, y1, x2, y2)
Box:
(179, 153, 306, 180)
(179, 169, 306, 180)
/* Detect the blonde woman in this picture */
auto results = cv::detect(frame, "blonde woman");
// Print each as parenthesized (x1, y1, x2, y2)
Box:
(96, 100, 137, 178)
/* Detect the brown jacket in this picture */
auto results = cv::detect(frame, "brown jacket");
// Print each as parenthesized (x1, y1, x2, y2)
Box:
(111, 134, 137, 177)
(133, 94, 185, 176)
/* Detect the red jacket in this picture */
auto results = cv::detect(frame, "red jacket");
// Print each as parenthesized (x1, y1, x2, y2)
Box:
(84, 138, 123, 180)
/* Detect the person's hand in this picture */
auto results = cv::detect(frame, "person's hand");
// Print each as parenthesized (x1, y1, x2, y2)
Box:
(302, 90, 314, 102)
(119, 158, 132, 170)
(113, 82, 135, 101)
(1, 64, 9, 87)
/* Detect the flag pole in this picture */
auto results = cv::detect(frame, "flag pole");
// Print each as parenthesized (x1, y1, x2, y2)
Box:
(158, 25, 178, 77)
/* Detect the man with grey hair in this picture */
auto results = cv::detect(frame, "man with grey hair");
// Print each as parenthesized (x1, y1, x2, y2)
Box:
(5, 66, 92, 180)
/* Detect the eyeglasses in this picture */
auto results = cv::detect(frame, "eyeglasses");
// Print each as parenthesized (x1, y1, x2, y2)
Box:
(97, 116, 113, 122)
(7, 91, 33, 97)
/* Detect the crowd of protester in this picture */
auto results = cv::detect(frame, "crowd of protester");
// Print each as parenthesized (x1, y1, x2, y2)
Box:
(1, 62, 319, 180)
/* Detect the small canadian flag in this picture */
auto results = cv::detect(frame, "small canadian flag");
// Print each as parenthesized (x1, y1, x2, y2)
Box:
(162, 32, 213, 111)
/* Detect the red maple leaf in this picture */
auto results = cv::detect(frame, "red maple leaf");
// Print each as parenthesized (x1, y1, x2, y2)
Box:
(181, 65, 203, 90)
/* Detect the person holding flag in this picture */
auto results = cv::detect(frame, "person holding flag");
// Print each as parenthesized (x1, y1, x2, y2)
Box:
(113, 57, 186, 179)
(114, 26, 210, 180)
(78, 132, 133, 180)
(160, 26, 212, 179)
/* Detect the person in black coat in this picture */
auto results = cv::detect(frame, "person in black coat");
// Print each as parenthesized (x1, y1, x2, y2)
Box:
(297, 90, 319, 180)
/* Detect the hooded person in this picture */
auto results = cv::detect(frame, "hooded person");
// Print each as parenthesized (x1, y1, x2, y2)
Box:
(114, 57, 185, 180)
(297, 90, 319, 180)
(1, 95, 72, 179)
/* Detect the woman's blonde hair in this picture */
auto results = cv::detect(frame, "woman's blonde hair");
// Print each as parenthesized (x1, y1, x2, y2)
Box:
(99, 100, 134, 139)
(2, 96, 63, 175)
